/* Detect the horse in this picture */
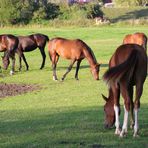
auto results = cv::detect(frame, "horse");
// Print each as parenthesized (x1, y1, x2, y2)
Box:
(0, 34, 19, 75)
(123, 32, 147, 52)
(48, 37, 100, 81)
(102, 44, 147, 137)
(3, 33, 49, 71)
(123, 32, 148, 72)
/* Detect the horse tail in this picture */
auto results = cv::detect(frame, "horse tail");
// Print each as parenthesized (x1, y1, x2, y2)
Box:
(103, 50, 139, 86)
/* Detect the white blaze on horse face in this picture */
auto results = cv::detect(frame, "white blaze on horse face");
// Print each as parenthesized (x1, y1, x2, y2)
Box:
(133, 109, 139, 137)
(114, 105, 120, 135)
(120, 105, 128, 137)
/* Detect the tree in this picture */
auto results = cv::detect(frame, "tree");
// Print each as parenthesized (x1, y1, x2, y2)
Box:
(0, 0, 21, 25)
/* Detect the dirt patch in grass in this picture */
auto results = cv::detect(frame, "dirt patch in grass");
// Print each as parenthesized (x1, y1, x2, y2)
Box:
(0, 83, 40, 99)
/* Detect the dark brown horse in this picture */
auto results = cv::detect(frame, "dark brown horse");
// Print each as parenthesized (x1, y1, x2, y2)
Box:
(3, 33, 49, 71)
(0, 34, 19, 74)
(123, 32, 147, 51)
(102, 44, 147, 137)
(48, 37, 100, 81)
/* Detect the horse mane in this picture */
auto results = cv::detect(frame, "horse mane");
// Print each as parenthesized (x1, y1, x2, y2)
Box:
(79, 39, 98, 65)
(103, 49, 139, 86)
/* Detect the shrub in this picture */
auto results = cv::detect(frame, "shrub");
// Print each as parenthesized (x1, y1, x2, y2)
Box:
(58, 2, 103, 20)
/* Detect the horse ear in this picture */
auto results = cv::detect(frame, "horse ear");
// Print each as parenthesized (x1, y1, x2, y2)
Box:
(98, 63, 101, 66)
(102, 94, 108, 102)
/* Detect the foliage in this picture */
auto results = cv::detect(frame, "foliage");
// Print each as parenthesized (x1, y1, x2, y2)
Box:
(0, 0, 103, 25)
(0, 0, 21, 25)
(114, 0, 148, 6)
(0, 0, 147, 25)
(59, 2, 103, 20)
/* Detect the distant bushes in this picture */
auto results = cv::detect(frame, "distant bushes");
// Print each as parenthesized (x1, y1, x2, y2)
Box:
(0, 0, 147, 27)
(0, 0, 103, 25)
(58, 3, 103, 20)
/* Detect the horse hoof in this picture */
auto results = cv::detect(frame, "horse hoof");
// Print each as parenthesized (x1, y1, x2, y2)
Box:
(115, 129, 121, 135)
(53, 76, 58, 81)
(119, 132, 127, 138)
(61, 78, 64, 81)
(130, 124, 134, 129)
(10, 70, 14, 75)
(133, 134, 139, 138)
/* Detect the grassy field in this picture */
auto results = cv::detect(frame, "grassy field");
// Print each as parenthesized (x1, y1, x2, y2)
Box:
(0, 26, 148, 148)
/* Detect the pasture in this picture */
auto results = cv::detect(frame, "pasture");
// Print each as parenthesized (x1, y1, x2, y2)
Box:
(0, 26, 148, 148)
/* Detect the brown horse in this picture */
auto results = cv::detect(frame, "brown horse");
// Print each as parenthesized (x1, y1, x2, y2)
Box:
(3, 33, 49, 71)
(123, 32, 147, 51)
(48, 37, 100, 81)
(102, 44, 147, 137)
(123, 32, 148, 72)
(0, 34, 19, 74)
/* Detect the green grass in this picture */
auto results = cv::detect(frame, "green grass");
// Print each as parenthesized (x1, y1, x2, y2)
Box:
(0, 26, 148, 148)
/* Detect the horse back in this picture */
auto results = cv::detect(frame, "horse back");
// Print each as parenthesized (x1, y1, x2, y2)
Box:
(48, 38, 85, 60)
(123, 33, 147, 51)
(32, 34, 49, 47)
(103, 44, 147, 87)
(18, 36, 37, 51)
(110, 44, 146, 66)
(0, 34, 18, 52)
(109, 44, 147, 82)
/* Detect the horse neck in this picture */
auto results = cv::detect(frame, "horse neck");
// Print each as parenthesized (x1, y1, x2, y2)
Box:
(83, 46, 98, 68)
(108, 88, 114, 105)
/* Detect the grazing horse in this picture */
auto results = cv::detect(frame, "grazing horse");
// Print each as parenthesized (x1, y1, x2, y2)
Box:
(3, 33, 49, 71)
(102, 44, 147, 137)
(0, 34, 19, 74)
(123, 32, 147, 52)
(123, 32, 148, 72)
(48, 37, 100, 81)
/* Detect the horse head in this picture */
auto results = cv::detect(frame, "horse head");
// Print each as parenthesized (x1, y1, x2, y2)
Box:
(91, 63, 101, 80)
(102, 89, 115, 129)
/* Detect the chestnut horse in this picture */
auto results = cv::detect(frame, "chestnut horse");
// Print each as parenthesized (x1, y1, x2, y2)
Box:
(48, 37, 100, 81)
(123, 32, 147, 52)
(3, 33, 49, 71)
(0, 34, 19, 74)
(102, 44, 147, 137)
(123, 32, 148, 72)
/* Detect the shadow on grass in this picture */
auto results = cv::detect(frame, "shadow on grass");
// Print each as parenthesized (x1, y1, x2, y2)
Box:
(111, 8, 148, 23)
(0, 104, 148, 148)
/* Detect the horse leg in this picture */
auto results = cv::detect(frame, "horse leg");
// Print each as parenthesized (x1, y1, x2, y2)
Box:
(120, 82, 130, 137)
(112, 84, 120, 135)
(61, 60, 76, 81)
(39, 47, 46, 69)
(19, 56, 22, 71)
(133, 83, 143, 137)
(22, 53, 29, 71)
(75, 59, 82, 80)
(52, 54, 59, 81)
(10, 53, 15, 75)
(129, 85, 134, 129)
